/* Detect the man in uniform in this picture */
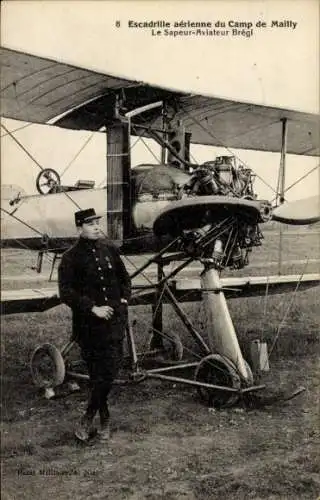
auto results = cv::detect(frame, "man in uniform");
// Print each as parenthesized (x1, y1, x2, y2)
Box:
(58, 208, 131, 442)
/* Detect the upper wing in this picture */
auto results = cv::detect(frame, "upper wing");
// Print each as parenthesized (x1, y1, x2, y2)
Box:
(0, 47, 138, 126)
(1, 47, 319, 156)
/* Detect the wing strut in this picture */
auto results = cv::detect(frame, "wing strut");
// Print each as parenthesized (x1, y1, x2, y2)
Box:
(278, 118, 288, 274)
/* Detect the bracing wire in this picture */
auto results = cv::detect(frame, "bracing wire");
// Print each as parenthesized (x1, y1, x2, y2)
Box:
(131, 125, 162, 165)
(271, 163, 320, 204)
(1, 122, 82, 210)
(267, 261, 309, 363)
(1, 206, 47, 238)
(1, 122, 46, 172)
(0, 206, 67, 270)
(60, 131, 96, 178)
(97, 108, 164, 188)
(0, 122, 33, 138)
(179, 104, 278, 195)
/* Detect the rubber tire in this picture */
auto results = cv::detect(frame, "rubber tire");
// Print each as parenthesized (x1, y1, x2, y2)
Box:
(194, 354, 241, 408)
(243, 359, 254, 387)
(30, 343, 65, 388)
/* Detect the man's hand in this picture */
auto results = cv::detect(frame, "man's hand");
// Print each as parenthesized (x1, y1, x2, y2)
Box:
(91, 305, 114, 320)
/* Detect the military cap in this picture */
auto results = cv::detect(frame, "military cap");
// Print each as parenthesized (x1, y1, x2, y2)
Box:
(74, 208, 102, 227)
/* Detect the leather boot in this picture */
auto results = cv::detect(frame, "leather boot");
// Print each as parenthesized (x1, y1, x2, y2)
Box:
(74, 415, 95, 442)
(98, 419, 111, 441)
(98, 408, 111, 441)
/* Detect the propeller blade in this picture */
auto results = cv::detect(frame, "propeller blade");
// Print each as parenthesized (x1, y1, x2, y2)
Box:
(272, 195, 320, 225)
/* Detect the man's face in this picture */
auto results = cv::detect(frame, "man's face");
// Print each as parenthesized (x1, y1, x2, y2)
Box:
(79, 219, 101, 239)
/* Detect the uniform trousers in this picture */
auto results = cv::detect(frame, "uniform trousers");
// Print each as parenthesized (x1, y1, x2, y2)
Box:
(79, 317, 126, 424)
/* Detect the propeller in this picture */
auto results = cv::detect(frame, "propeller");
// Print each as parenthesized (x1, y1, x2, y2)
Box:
(272, 195, 320, 225)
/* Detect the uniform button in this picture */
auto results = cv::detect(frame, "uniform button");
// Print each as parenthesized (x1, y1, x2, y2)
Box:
(98, 267, 102, 271)
(96, 258, 99, 262)
(92, 249, 96, 253)
(100, 276, 104, 280)
(104, 297, 108, 301)
(102, 287, 106, 291)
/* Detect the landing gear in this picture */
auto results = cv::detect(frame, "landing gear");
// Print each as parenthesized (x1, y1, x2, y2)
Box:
(30, 343, 65, 397)
(195, 354, 241, 408)
(29, 227, 259, 405)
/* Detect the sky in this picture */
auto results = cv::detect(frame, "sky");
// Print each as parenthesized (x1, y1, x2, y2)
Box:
(1, 0, 319, 201)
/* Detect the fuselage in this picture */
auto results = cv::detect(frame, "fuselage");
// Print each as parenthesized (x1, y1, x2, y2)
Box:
(1, 163, 268, 256)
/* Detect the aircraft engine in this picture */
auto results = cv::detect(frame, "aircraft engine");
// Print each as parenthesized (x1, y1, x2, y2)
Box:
(175, 156, 268, 269)
(184, 156, 257, 199)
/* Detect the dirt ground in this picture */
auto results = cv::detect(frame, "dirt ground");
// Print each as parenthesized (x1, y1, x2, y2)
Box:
(1, 238, 320, 499)
(2, 354, 319, 500)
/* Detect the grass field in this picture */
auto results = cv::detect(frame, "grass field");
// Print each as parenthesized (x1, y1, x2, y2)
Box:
(1, 229, 320, 499)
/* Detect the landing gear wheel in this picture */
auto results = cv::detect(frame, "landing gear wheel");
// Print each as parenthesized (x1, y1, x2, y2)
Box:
(30, 343, 66, 388)
(36, 168, 61, 194)
(243, 359, 254, 387)
(194, 354, 241, 408)
(163, 332, 184, 361)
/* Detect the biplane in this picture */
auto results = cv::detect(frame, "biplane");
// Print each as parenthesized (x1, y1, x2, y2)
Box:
(1, 47, 319, 406)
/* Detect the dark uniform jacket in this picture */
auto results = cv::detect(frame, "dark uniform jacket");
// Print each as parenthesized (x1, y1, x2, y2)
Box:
(58, 237, 131, 347)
